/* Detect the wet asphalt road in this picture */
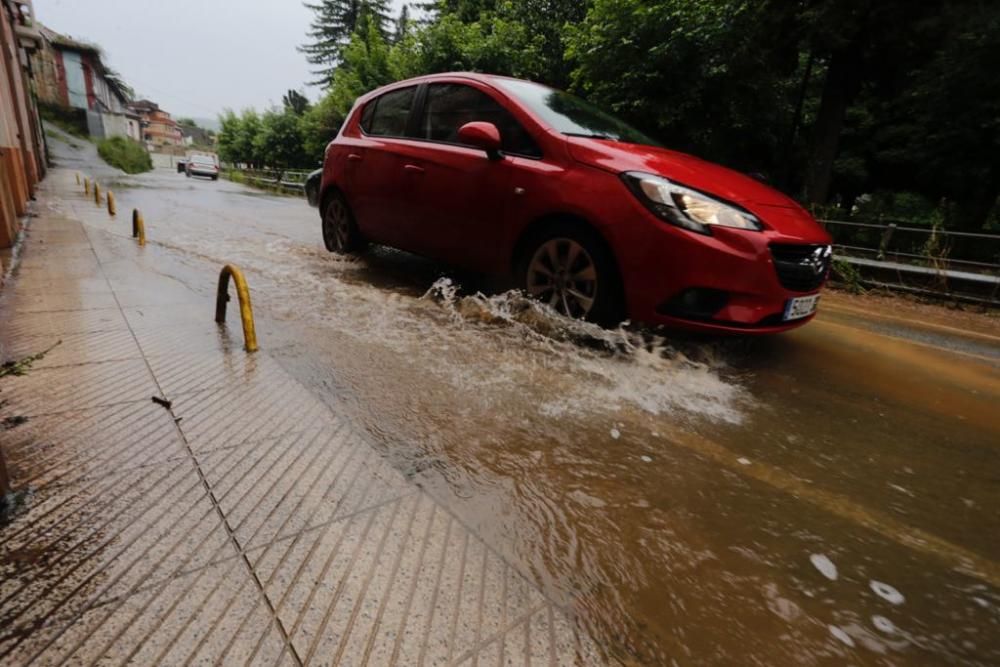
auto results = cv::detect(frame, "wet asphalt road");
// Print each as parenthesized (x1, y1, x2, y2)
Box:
(42, 129, 1000, 665)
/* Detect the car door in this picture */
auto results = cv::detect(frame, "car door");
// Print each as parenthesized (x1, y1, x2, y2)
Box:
(399, 82, 544, 269)
(344, 85, 419, 248)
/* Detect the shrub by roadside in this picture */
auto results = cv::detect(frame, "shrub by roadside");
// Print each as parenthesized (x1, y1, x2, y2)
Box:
(97, 136, 152, 174)
(39, 102, 89, 139)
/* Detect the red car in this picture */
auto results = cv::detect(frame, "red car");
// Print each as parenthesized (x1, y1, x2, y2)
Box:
(317, 73, 833, 333)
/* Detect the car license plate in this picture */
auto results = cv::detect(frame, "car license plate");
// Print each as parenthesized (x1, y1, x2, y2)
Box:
(783, 294, 820, 321)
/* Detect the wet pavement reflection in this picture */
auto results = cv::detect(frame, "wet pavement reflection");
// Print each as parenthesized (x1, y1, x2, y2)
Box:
(40, 133, 1000, 664)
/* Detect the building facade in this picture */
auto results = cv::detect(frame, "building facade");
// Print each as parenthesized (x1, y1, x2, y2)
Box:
(130, 99, 183, 152)
(30, 24, 133, 141)
(0, 0, 46, 253)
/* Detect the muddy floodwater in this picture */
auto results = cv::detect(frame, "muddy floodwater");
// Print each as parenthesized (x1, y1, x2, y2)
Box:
(42, 132, 1000, 664)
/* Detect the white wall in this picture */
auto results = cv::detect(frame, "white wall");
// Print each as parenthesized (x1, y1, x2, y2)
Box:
(101, 112, 128, 139)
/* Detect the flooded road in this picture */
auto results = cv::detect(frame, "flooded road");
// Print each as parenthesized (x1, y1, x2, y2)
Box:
(45, 131, 1000, 664)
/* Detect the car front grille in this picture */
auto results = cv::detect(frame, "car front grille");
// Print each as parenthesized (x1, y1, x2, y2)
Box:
(769, 244, 832, 292)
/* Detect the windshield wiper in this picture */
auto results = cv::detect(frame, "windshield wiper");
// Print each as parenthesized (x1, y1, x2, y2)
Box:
(564, 132, 616, 141)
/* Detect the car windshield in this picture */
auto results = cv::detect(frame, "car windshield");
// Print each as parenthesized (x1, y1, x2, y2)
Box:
(495, 78, 659, 147)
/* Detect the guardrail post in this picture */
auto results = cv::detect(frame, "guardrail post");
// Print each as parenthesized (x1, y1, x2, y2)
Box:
(75, 172, 80, 185)
(215, 264, 259, 352)
(93, 182, 101, 206)
(107, 191, 116, 216)
(84, 177, 89, 195)
(878, 223, 896, 260)
(131, 209, 146, 246)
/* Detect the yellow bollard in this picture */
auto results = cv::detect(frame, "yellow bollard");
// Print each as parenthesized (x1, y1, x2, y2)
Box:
(107, 191, 116, 216)
(94, 182, 101, 205)
(131, 209, 146, 247)
(75, 172, 80, 185)
(84, 178, 90, 195)
(215, 264, 259, 353)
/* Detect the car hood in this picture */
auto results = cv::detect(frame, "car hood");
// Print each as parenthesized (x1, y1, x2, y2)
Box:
(566, 137, 804, 210)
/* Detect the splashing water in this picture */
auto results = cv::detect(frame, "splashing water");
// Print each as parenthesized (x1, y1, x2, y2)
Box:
(423, 277, 749, 425)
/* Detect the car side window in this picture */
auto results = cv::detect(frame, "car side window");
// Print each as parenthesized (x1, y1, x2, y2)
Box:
(359, 100, 376, 133)
(367, 86, 416, 137)
(421, 84, 542, 158)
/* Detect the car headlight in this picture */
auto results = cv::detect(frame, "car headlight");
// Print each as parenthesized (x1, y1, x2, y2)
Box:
(621, 172, 762, 234)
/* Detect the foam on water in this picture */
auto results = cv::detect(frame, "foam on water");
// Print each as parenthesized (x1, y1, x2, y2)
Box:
(424, 278, 749, 424)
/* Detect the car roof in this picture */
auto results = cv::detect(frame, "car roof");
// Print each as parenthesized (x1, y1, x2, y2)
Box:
(358, 72, 549, 103)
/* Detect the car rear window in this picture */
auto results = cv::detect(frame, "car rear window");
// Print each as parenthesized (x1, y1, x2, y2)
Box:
(191, 156, 214, 164)
(367, 86, 416, 137)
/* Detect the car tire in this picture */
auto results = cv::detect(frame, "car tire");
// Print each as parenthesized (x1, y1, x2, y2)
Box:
(517, 222, 625, 326)
(211, 175, 218, 181)
(185, 171, 190, 178)
(321, 191, 366, 254)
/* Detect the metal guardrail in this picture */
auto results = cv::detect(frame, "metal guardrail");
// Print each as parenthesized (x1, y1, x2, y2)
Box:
(820, 218, 1000, 305)
(226, 168, 310, 195)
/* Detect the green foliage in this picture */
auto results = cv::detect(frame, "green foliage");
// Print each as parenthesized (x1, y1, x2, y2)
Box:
(831, 258, 866, 294)
(255, 109, 307, 168)
(39, 103, 89, 139)
(96, 136, 152, 174)
(300, 93, 345, 163)
(282, 90, 312, 115)
(0, 341, 62, 378)
(238, 0, 1000, 231)
(217, 109, 265, 166)
(300, 0, 393, 86)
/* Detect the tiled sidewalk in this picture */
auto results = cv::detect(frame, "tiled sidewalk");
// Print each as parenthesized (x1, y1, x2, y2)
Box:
(0, 171, 603, 665)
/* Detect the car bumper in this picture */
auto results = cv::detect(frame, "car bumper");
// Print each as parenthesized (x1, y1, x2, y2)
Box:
(613, 204, 832, 335)
(189, 169, 218, 177)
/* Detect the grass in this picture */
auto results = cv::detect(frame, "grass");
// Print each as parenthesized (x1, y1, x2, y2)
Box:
(831, 258, 866, 294)
(39, 102, 89, 140)
(0, 341, 62, 378)
(97, 136, 153, 174)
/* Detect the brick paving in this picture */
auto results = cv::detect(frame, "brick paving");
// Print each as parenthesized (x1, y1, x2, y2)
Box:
(0, 170, 605, 665)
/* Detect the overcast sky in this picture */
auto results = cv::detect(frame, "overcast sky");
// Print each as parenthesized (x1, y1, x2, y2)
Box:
(34, 0, 406, 123)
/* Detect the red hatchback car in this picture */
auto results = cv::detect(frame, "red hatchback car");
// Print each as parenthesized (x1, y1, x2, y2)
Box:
(317, 73, 833, 333)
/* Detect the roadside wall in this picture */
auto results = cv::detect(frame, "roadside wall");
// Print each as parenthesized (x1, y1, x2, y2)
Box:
(85, 109, 103, 139)
(0, 1, 46, 250)
(101, 112, 129, 139)
(150, 151, 183, 169)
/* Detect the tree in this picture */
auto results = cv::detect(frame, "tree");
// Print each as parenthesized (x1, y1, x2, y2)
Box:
(393, 4, 411, 44)
(289, 0, 999, 232)
(300, 0, 393, 86)
(301, 17, 395, 163)
(216, 109, 242, 164)
(282, 89, 312, 115)
(256, 109, 307, 168)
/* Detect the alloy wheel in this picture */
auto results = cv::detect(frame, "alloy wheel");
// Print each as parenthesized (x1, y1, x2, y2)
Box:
(526, 238, 599, 318)
(324, 198, 350, 252)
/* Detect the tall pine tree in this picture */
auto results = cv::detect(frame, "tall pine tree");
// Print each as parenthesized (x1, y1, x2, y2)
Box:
(300, 0, 392, 86)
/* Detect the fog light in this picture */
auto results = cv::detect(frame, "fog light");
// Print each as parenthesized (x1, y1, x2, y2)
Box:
(659, 288, 730, 319)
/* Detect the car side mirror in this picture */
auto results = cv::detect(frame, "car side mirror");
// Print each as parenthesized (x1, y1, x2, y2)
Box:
(458, 122, 502, 160)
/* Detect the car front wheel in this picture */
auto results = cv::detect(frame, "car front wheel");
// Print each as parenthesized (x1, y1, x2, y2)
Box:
(321, 192, 366, 254)
(518, 224, 623, 325)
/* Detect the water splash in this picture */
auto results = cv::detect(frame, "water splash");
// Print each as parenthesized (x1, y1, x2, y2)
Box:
(424, 278, 749, 424)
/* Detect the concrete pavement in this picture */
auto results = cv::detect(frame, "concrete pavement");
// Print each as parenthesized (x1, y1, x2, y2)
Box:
(0, 168, 604, 665)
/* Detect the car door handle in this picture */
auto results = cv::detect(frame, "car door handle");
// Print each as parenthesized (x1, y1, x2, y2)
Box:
(403, 164, 425, 174)
(347, 153, 363, 162)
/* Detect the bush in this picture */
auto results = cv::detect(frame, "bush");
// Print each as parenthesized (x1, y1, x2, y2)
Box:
(38, 102, 89, 139)
(97, 136, 152, 174)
